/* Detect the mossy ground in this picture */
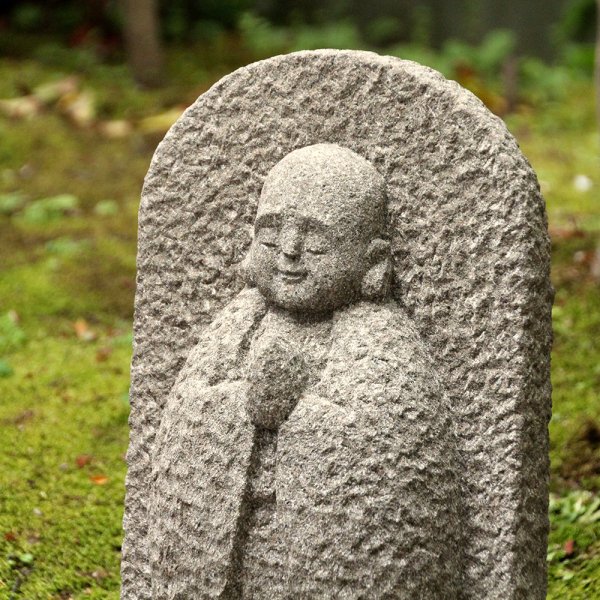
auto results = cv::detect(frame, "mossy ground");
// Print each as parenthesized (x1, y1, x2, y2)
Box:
(0, 46, 599, 598)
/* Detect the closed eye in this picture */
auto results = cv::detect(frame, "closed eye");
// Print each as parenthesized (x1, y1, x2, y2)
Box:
(305, 247, 326, 255)
(261, 241, 278, 249)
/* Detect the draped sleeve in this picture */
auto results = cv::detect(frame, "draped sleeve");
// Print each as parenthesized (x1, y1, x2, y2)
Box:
(276, 301, 465, 599)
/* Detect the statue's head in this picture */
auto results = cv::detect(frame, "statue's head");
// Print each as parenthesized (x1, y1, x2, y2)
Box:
(245, 143, 391, 314)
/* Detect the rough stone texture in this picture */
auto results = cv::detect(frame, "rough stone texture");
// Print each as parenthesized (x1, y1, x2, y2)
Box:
(147, 142, 463, 597)
(149, 290, 462, 598)
(122, 50, 552, 599)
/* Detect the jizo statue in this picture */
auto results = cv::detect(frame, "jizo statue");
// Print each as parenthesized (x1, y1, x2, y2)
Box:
(148, 144, 462, 598)
(122, 50, 552, 600)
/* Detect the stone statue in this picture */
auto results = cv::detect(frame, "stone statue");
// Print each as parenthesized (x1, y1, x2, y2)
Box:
(123, 50, 552, 600)
(148, 144, 463, 598)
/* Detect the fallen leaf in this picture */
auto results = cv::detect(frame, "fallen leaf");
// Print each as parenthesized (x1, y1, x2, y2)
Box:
(1, 409, 34, 426)
(138, 107, 185, 134)
(0, 96, 42, 119)
(89, 474, 109, 485)
(91, 568, 109, 580)
(97, 119, 133, 139)
(590, 247, 600, 282)
(58, 90, 96, 128)
(73, 319, 96, 342)
(33, 76, 79, 105)
(549, 227, 586, 242)
(96, 347, 113, 362)
(19, 163, 35, 179)
(26, 532, 41, 544)
(76, 455, 92, 468)
(563, 539, 575, 557)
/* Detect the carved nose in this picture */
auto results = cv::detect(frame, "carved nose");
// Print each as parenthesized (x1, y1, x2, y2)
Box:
(280, 227, 302, 260)
(282, 246, 300, 260)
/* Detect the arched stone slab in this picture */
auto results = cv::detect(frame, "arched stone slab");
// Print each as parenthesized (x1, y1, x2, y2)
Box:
(122, 49, 552, 599)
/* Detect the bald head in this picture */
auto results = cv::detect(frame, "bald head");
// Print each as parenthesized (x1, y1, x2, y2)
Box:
(258, 144, 386, 241)
(247, 144, 390, 313)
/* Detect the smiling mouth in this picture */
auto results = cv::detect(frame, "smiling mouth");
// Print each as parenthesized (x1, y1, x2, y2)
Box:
(278, 270, 307, 283)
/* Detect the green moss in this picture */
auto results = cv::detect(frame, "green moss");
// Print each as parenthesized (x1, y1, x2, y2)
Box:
(548, 231, 600, 494)
(0, 47, 599, 597)
(0, 335, 130, 598)
(547, 492, 600, 597)
(506, 85, 599, 229)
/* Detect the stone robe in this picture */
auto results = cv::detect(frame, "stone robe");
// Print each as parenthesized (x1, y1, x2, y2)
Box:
(149, 287, 463, 599)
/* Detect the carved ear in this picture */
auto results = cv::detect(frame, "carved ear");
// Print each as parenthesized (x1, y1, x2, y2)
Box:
(239, 249, 256, 287)
(361, 239, 392, 301)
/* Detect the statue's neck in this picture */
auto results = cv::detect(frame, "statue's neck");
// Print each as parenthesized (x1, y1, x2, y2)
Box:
(262, 305, 332, 339)
(266, 303, 333, 326)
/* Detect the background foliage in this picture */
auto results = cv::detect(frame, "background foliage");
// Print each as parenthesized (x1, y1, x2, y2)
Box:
(0, 1, 598, 597)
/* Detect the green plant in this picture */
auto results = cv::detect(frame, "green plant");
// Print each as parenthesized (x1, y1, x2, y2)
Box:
(443, 29, 516, 78)
(560, 42, 596, 75)
(290, 21, 362, 52)
(556, 0, 598, 43)
(0, 312, 26, 355)
(0, 193, 24, 216)
(237, 12, 289, 58)
(551, 492, 600, 529)
(364, 16, 403, 47)
(10, 3, 43, 32)
(411, 5, 433, 47)
(17, 194, 80, 225)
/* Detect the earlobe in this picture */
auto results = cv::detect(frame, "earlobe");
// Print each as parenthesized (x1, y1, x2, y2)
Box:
(361, 260, 392, 300)
(240, 251, 256, 287)
(361, 239, 392, 300)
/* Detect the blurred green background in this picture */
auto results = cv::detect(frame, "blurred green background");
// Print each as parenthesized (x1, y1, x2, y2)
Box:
(0, 1, 598, 598)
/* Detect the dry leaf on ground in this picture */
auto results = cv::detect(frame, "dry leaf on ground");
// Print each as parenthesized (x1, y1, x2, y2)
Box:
(89, 474, 109, 485)
(73, 319, 97, 342)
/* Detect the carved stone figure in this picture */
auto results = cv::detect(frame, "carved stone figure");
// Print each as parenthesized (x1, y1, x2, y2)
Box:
(148, 144, 462, 598)
(122, 50, 552, 600)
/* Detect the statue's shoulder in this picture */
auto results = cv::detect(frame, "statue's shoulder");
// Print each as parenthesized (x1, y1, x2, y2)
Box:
(324, 301, 442, 409)
(207, 286, 267, 329)
(332, 300, 425, 356)
(177, 287, 267, 385)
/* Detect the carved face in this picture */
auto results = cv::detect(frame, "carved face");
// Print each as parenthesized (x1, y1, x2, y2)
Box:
(250, 199, 371, 313)
(246, 144, 389, 314)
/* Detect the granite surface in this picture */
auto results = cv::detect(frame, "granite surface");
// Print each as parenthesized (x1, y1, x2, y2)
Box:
(148, 143, 463, 597)
(122, 50, 552, 599)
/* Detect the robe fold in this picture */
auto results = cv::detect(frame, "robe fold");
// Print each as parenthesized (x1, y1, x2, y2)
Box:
(150, 287, 463, 599)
